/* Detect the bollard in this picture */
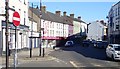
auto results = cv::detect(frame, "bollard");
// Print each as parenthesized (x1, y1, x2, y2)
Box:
(8, 49, 11, 56)
(42, 48, 45, 57)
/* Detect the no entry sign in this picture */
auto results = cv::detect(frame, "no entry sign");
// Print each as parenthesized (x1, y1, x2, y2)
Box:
(13, 11, 20, 26)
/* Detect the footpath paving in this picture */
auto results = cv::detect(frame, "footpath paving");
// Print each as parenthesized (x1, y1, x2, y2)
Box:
(0, 47, 58, 68)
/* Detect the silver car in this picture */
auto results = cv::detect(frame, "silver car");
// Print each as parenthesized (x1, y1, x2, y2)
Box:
(106, 44, 120, 60)
(65, 41, 74, 47)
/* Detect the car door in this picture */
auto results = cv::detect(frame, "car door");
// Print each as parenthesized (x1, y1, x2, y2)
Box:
(106, 45, 112, 57)
(106, 45, 109, 57)
(109, 45, 114, 57)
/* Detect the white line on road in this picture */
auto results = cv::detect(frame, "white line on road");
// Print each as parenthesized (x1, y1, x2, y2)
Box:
(70, 61, 78, 67)
(91, 63, 102, 67)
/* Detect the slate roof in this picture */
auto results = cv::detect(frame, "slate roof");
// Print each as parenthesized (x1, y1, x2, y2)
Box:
(61, 16, 73, 25)
(29, 7, 66, 23)
(29, 7, 86, 25)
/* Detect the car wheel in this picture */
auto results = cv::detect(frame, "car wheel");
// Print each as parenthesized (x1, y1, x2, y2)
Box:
(53, 46, 55, 49)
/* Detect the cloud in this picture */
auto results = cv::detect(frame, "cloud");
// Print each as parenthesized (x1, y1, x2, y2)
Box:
(29, 0, 119, 2)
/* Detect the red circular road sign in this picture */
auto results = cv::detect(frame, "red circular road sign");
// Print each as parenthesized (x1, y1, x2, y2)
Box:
(13, 11, 20, 26)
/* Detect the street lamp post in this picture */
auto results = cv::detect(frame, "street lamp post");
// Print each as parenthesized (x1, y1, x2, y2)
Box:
(5, 0, 9, 68)
(30, 3, 34, 58)
(41, 28, 44, 57)
(39, 0, 42, 56)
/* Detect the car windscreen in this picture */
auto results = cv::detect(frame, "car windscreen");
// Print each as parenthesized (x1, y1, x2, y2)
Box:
(114, 46, 120, 51)
(68, 42, 72, 44)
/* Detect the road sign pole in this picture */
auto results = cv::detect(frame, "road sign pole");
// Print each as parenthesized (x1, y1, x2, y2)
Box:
(14, 26, 17, 69)
(12, 11, 20, 69)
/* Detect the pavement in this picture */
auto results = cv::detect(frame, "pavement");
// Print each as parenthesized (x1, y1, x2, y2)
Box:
(0, 47, 58, 68)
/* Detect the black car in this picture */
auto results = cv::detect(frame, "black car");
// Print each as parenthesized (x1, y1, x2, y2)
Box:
(82, 40, 90, 47)
(95, 41, 108, 48)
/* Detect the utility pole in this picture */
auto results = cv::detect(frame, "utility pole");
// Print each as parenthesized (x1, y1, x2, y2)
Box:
(39, 0, 42, 56)
(5, 0, 9, 68)
(30, 3, 33, 58)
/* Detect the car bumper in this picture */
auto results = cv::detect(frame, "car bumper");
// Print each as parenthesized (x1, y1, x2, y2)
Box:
(114, 55, 120, 60)
(114, 57, 120, 60)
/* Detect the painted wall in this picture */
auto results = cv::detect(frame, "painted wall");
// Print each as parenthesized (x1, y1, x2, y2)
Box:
(41, 19, 67, 39)
(81, 22, 87, 35)
(1, 0, 29, 51)
(29, 20, 39, 48)
(0, 0, 4, 55)
(73, 21, 80, 35)
(88, 21, 104, 41)
(68, 25, 73, 36)
(9, 0, 29, 26)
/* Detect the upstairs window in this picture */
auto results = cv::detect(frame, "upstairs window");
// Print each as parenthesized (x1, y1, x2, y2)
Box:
(24, 0, 26, 5)
(24, 11, 26, 25)
(116, 25, 119, 30)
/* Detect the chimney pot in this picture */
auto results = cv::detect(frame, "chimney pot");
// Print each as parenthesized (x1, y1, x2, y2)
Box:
(78, 16, 81, 20)
(41, 6, 46, 12)
(70, 14, 74, 18)
(63, 11, 67, 16)
(56, 11, 61, 16)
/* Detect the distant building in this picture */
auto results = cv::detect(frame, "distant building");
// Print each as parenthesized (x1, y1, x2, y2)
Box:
(108, 1, 120, 44)
(28, 6, 40, 48)
(87, 20, 107, 41)
(29, 6, 70, 47)
(29, 6, 86, 47)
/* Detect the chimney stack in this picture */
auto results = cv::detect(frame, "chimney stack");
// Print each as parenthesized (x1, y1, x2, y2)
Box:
(63, 11, 67, 16)
(70, 14, 74, 18)
(55, 11, 61, 16)
(78, 16, 81, 20)
(41, 6, 46, 12)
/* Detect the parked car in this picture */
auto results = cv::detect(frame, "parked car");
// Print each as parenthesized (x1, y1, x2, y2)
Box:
(94, 41, 108, 48)
(106, 44, 120, 60)
(65, 41, 74, 47)
(102, 41, 108, 48)
(82, 40, 90, 47)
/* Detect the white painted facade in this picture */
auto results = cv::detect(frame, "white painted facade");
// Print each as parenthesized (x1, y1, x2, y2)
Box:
(0, 0, 5, 55)
(41, 19, 69, 38)
(80, 22, 87, 35)
(0, 0, 29, 51)
(87, 21, 104, 41)
(41, 19, 69, 47)
(29, 20, 39, 48)
(9, 0, 29, 26)
(63, 24, 69, 37)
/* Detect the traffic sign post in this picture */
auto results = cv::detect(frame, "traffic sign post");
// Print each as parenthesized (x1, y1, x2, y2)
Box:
(12, 11, 20, 69)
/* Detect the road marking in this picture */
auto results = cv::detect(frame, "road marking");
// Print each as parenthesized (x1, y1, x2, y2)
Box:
(70, 61, 78, 67)
(53, 57, 68, 64)
(55, 59, 60, 63)
(91, 63, 102, 67)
